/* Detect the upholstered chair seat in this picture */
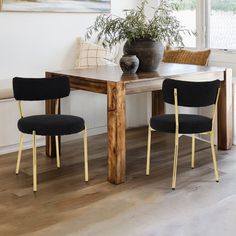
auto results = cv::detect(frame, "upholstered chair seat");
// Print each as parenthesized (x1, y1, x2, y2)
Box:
(18, 115, 85, 136)
(150, 114, 212, 134)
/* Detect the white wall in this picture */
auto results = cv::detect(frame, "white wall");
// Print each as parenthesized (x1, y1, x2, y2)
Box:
(0, 0, 149, 154)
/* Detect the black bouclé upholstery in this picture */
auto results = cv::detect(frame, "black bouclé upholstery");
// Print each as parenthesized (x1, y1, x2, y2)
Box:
(162, 79, 220, 107)
(13, 77, 70, 101)
(18, 115, 85, 136)
(150, 114, 212, 134)
(151, 79, 220, 134)
(13, 77, 85, 136)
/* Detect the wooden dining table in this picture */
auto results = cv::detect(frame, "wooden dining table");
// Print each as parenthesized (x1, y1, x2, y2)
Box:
(45, 62, 233, 185)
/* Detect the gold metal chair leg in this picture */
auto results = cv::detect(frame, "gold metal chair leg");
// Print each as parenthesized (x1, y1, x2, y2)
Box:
(16, 133, 24, 174)
(33, 131, 37, 192)
(146, 125, 152, 175)
(172, 132, 179, 190)
(84, 127, 89, 182)
(55, 136, 60, 168)
(191, 134, 195, 169)
(210, 131, 219, 182)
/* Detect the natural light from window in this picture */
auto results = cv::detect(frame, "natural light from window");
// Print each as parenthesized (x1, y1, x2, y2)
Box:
(209, 0, 236, 50)
(171, 0, 197, 48)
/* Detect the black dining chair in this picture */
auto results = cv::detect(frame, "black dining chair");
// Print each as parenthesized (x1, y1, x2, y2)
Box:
(146, 79, 221, 189)
(13, 77, 88, 192)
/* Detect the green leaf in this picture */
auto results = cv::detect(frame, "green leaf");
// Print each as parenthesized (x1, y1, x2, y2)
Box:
(85, 0, 194, 47)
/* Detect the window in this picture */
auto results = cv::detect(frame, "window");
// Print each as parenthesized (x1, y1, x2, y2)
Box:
(172, 0, 197, 48)
(207, 0, 236, 50)
(171, 0, 236, 50)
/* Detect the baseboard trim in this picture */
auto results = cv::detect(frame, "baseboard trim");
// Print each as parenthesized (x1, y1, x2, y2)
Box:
(0, 126, 107, 155)
(0, 138, 45, 155)
(62, 126, 107, 143)
(2, 127, 226, 156)
(233, 136, 236, 145)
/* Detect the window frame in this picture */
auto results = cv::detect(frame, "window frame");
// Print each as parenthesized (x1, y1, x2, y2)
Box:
(177, 0, 236, 53)
(204, 0, 236, 53)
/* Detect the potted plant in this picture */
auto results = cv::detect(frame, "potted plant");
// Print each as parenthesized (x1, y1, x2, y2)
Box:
(86, 0, 192, 72)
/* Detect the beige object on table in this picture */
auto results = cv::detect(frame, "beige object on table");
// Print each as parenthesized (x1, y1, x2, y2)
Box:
(75, 37, 119, 68)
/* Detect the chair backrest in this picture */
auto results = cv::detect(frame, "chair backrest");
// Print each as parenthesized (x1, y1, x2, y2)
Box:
(13, 77, 70, 101)
(162, 48, 211, 66)
(162, 79, 220, 107)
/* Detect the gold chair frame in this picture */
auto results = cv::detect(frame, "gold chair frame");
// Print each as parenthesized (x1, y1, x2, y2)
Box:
(146, 88, 220, 190)
(15, 99, 88, 192)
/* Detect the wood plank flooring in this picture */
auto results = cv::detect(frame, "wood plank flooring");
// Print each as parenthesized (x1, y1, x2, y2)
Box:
(0, 127, 235, 236)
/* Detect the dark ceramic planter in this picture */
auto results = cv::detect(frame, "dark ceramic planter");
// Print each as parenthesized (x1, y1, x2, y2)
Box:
(119, 55, 139, 74)
(123, 39, 164, 72)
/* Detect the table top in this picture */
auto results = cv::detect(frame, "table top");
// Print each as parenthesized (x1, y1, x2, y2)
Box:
(48, 62, 226, 84)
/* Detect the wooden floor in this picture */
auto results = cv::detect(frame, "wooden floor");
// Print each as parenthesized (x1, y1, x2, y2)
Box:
(0, 127, 236, 236)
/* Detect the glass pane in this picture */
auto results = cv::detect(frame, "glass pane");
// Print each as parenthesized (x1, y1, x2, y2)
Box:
(171, 0, 197, 47)
(210, 0, 236, 49)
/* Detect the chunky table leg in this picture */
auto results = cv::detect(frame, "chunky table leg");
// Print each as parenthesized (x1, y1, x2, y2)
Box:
(152, 90, 165, 116)
(217, 68, 233, 150)
(107, 82, 126, 184)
